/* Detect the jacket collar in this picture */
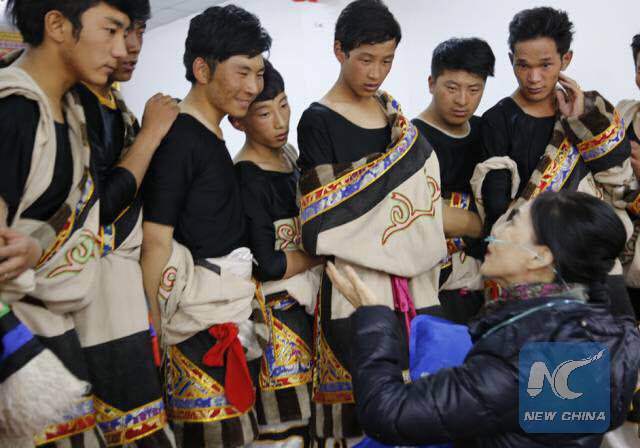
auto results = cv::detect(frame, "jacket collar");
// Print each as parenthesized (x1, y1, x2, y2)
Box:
(468, 283, 588, 342)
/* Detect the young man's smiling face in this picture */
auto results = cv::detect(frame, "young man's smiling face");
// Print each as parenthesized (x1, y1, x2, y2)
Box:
(61, 2, 130, 86)
(202, 54, 265, 118)
(336, 38, 397, 98)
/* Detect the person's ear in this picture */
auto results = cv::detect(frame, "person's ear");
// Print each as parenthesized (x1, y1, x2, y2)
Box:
(334, 41, 347, 64)
(428, 75, 435, 94)
(228, 116, 246, 132)
(193, 57, 211, 85)
(526, 245, 554, 272)
(560, 50, 573, 71)
(44, 10, 70, 44)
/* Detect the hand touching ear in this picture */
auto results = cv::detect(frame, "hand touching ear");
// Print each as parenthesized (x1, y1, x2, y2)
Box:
(556, 73, 584, 118)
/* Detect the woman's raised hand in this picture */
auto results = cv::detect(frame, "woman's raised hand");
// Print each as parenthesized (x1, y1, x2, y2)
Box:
(325, 262, 379, 308)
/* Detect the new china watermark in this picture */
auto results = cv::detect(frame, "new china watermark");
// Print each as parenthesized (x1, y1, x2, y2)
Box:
(519, 342, 610, 433)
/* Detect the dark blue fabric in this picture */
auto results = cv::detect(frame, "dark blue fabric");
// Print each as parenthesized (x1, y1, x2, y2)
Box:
(409, 315, 472, 381)
(1, 323, 33, 362)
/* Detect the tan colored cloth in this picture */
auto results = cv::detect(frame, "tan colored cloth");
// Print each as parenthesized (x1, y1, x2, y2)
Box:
(74, 87, 147, 348)
(0, 63, 100, 444)
(0, 66, 100, 337)
(470, 156, 521, 223)
(262, 217, 321, 314)
(74, 215, 147, 347)
(299, 93, 444, 439)
(299, 92, 447, 316)
(157, 241, 256, 346)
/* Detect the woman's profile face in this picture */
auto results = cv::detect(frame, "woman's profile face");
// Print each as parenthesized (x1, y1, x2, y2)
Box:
(480, 203, 541, 282)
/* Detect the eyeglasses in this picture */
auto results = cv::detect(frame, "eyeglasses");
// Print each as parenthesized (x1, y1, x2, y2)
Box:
(484, 236, 570, 290)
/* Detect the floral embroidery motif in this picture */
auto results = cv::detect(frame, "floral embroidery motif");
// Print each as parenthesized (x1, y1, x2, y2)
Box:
(38, 172, 95, 268)
(158, 266, 177, 301)
(46, 230, 100, 278)
(381, 176, 441, 245)
(274, 217, 302, 251)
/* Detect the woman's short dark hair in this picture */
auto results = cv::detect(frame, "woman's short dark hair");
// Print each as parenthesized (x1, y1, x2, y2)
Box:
(632, 34, 640, 65)
(5, 0, 148, 46)
(530, 191, 626, 284)
(253, 60, 285, 103)
(183, 5, 272, 83)
(431, 38, 495, 81)
(508, 7, 574, 55)
(334, 0, 401, 55)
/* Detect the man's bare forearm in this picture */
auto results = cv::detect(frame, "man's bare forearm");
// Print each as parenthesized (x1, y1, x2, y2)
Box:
(118, 93, 179, 190)
(443, 206, 483, 239)
(141, 231, 173, 335)
(283, 250, 323, 279)
(118, 127, 164, 190)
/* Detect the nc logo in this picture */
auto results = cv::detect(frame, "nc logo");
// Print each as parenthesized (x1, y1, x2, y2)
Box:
(526, 349, 605, 400)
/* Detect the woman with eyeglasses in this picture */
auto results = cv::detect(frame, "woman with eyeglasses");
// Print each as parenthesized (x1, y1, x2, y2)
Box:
(326, 190, 640, 448)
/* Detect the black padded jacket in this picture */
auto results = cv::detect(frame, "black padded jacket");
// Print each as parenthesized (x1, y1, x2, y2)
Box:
(351, 297, 640, 447)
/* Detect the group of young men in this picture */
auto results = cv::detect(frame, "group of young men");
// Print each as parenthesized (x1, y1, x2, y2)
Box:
(0, 0, 639, 447)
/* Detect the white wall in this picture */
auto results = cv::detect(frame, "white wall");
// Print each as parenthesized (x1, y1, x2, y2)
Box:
(123, 0, 640, 156)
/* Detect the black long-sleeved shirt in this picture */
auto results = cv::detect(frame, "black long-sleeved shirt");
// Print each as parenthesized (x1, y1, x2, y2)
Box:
(412, 116, 482, 196)
(480, 97, 555, 230)
(235, 159, 300, 281)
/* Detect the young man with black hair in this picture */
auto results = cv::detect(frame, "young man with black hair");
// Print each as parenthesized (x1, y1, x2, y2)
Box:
(140, 5, 271, 447)
(72, 1, 178, 445)
(0, 0, 136, 445)
(412, 37, 495, 324)
(232, 60, 323, 448)
(477, 6, 636, 317)
(296, 0, 457, 443)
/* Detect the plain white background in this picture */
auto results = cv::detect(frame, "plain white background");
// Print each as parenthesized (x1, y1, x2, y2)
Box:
(5, 1, 640, 155)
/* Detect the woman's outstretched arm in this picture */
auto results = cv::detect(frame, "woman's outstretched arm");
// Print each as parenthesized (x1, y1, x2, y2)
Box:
(350, 305, 518, 445)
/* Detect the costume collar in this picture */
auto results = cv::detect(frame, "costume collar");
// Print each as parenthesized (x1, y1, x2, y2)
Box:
(82, 83, 117, 110)
(499, 282, 588, 303)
